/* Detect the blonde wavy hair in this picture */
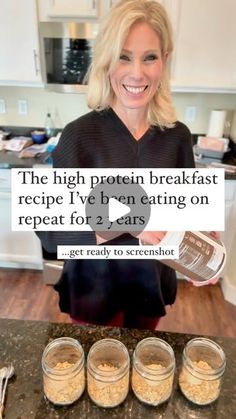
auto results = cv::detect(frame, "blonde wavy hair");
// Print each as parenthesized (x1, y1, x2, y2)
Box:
(86, 0, 177, 128)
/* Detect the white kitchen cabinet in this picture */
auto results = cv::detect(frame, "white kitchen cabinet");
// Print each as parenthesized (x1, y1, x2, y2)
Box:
(0, 0, 42, 86)
(101, 0, 125, 12)
(0, 169, 43, 269)
(37, 0, 99, 20)
(101, 0, 176, 20)
(221, 180, 236, 305)
(171, 0, 236, 91)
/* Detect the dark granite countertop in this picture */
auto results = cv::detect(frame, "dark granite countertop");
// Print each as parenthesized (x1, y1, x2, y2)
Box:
(0, 318, 236, 419)
(0, 150, 49, 169)
(0, 125, 55, 169)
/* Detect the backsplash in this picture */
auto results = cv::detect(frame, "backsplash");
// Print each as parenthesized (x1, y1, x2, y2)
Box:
(0, 86, 235, 134)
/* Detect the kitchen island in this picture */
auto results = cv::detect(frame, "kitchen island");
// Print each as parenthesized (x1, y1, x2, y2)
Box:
(0, 318, 236, 418)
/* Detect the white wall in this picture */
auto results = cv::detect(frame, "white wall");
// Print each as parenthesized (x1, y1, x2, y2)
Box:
(172, 93, 236, 134)
(0, 85, 236, 133)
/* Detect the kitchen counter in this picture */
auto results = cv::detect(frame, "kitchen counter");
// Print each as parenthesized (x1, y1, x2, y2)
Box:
(1, 149, 236, 180)
(0, 149, 49, 169)
(0, 125, 55, 168)
(1, 318, 236, 419)
(0, 127, 236, 178)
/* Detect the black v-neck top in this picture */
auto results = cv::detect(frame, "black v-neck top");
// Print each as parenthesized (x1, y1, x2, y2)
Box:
(37, 108, 195, 321)
(53, 108, 195, 169)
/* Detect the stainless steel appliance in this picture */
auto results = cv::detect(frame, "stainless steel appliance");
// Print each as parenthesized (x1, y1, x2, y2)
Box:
(39, 22, 99, 93)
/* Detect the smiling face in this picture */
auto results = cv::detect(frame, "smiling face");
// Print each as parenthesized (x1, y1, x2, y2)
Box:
(110, 21, 166, 117)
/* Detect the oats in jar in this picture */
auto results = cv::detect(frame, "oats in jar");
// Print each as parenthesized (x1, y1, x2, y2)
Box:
(132, 338, 175, 406)
(42, 337, 85, 406)
(87, 339, 130, 408)
(179, 360, 221, 405)
(87, 362, 129, 407)
(179, 338, 226, 406)
(43, 361, 85, 405)
(132, 363, 174, 405)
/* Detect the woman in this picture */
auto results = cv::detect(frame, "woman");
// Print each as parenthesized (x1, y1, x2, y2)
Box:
(38, 0, 195, 329)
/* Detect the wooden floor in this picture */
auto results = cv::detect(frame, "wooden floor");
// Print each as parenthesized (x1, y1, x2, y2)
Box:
(0, 268, 236, 338)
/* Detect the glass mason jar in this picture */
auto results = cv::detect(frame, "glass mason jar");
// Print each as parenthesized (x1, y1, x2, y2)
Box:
(87, 338, 130, 408)
(42, 337, 85, 405)
(179, 338, 226, 405)
(132, 337, 175, 406)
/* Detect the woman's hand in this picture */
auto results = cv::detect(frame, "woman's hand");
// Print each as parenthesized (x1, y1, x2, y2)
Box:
(96, 231, 123, 245)
(208, 231, 221, 241)
(97, 231, 167, 245)
(135, 231, 167, 245)
(189, 276, 220, 287)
